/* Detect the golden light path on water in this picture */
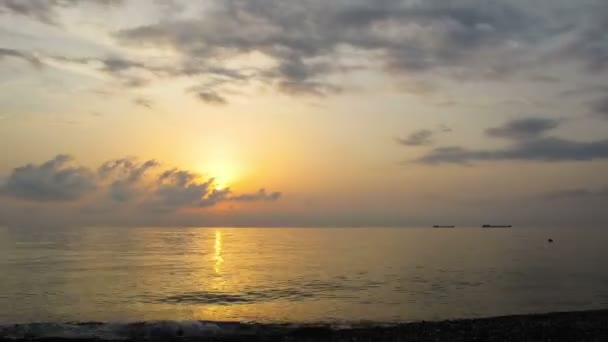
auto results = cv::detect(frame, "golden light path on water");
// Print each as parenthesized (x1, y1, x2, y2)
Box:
(214, 230, 223, 274)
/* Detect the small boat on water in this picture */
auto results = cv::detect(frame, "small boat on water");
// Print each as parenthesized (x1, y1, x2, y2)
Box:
(482, 224, 512, 228)
(433, 225, 455, 228)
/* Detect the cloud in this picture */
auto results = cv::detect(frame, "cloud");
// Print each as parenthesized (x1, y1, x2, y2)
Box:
(543, 186, 608, 200)
(0, 0, 124, 25)
(397, 125, 452, 147)
(591, 95, 608, 119)
(0, 155, 96, 201)
(418, 137, 608, 164)
(554, 2, 608, 72)
(98, 158, 160, 202)
(485, 117, 561, 140)
(230, 189, 282, 202)
(150, 169, 219, 209)
(2, 1, 605, 103)
(47, 55, 152, 88)
(1, 155, 281, 213)
(133, 97, 153, 109)
(0, 47, 42, 67)
(113, 0, 566, 98)
(397, 129, 434, 146)
(195, 91, 227, 105)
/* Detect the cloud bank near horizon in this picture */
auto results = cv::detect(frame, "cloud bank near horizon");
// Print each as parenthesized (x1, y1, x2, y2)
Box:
(0, 154, 281, 212)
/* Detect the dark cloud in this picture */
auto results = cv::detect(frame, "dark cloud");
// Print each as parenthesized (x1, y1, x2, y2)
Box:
(0, 0, 124, 25)
(151, 169, 221, 209)
(1, 156, 281, 212)
(114, 0, 562, 97)
(98, 158, 159, 202)
(559, 85, 608, 98)
(485, 117, 561, 140)
(397, 125, 452, 147)
(195, 91, 227, 105)
(0, 155, 96, 201)
(133, 97, 153, 109)
(397, 129, 434, 146)
(2, 1, 605, 102)
(230, 189, 282, 202)
(543, 186, 608, 200)
(556, 2, 608, 72)
(0, 47, 42, 67)
(418, 137, 608, 164)
(47, 55, 152, 87)
(591, 95, 608, 119)
(278, 81, 342, 97)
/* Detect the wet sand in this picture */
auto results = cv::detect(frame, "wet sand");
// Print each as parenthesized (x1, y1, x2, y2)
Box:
(2, 309, 608, 341)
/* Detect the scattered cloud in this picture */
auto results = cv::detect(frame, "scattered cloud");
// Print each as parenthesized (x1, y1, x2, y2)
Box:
(0, 47, 42, 67)
(397, 130, 434, 146)
(133, 97, 153, 109)
(2, 1, 606, 103)
(195, 91, 227, 105)
(230, 189, 282, 202)
(543, 186, 608, 200)
(485, 117, 561, 140)
(418, 137, 608, 164)
(554, 2, 608, 73)
(397, 125, 452, 147)
(111, 0, 580, 98)
(0, 0, 124, 25)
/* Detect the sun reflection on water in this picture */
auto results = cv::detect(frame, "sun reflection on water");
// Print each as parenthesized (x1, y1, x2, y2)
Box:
(214, 230, 223, 273)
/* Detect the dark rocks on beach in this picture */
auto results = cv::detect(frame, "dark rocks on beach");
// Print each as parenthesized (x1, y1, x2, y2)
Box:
(2, 310, 608, 342)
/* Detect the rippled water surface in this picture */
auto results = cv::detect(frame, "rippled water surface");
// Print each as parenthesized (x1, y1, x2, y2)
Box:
(1, 227, 608, 323)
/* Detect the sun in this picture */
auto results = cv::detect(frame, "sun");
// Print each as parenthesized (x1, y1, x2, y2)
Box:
(205, 159, 240, 191)
(213, 178, 228, 191)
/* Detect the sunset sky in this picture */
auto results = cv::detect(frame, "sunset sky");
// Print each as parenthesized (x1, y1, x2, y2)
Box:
(1, 0, 607, 227)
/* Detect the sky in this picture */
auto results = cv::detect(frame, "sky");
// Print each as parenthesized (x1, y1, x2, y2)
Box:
(0, 0, 607, 228)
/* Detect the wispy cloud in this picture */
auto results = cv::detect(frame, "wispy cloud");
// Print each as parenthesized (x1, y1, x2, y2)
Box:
(416, 117, 608, 164)
(396, 130, 434, 146)
(0, 0, 124, 25)
(485, 117, 561, 140)
(419, 137, 608, 165)
(133, 97, 153, 109)
(543, 186, 608, 200)
(397, 125, 452, 147)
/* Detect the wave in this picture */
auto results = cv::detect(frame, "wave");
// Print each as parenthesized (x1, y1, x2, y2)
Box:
(147, 279, 383, 305)
(0, 321, 302, 340)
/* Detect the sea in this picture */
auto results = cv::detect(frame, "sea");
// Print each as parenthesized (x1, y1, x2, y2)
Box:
(1, 227, 608, 338)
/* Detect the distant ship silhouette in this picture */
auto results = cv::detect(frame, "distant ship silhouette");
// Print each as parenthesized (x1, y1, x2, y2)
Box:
(433, 225, 455, 228)
(482, 224, 512, 228)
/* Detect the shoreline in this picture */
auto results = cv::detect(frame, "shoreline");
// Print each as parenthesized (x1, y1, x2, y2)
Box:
(2, 309, 608, 341)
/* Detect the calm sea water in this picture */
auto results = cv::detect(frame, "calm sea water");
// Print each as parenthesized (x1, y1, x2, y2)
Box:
(1, 227, 608, 324)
